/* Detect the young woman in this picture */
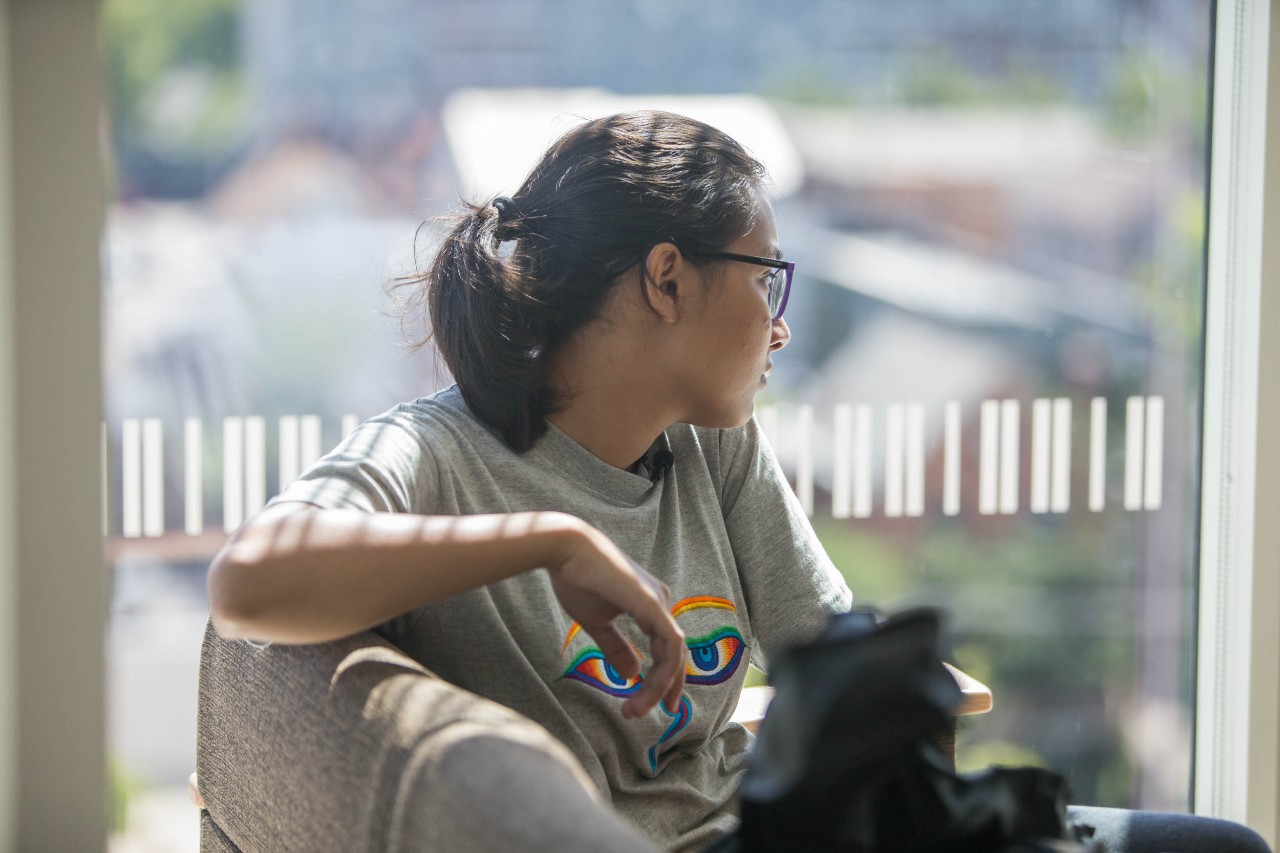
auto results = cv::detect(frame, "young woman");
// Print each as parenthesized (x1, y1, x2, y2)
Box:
(207, 111, 1270, 853)
(208, 110, 852, 852)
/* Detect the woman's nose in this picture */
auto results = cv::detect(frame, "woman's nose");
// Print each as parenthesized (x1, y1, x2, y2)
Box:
(769, 317, 791, 352)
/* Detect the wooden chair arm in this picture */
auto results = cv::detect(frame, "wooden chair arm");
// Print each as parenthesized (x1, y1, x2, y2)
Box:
(944, 662, 993, 715)
(730, 663, 993, 736)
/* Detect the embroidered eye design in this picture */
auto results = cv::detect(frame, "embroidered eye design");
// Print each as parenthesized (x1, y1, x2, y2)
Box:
(648, 695, 692, 771)
(561, 648, 642, 698)
(684, 626, 746, 686)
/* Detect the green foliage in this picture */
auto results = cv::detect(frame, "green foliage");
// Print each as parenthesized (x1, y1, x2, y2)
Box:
(1094, 748, 1136, 805)
(1102, 52, 1165, 141)
(950, 640, 995, 689)
(895, 51, 985, 107)
(766, 48, 1063, 110)
(763, 63, 859, 107)
(893, 49, 1063, 108)
(955, 737, 1050, 775)
(811, 518, 913, 603)
(103, 0, 247, 155)
(1102, 50, 1209, 150)
(811, 514, 1157, 804)
(107, 754, 143, 833)
(1132, 187, 1208, 352)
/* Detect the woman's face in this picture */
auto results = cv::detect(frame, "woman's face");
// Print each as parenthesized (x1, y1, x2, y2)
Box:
(673, 192, 791, 428)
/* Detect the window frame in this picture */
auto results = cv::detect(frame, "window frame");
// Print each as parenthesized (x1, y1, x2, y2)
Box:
(1194, 0, 1280, 844)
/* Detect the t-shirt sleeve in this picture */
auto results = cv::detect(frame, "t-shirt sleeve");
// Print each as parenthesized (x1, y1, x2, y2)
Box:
(268, 405, 441, 516)
(265, 406, 442, 640)
(717, 416, 853, 671)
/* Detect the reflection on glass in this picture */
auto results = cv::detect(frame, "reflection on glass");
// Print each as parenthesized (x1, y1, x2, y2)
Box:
(102, 1, 1212, 837)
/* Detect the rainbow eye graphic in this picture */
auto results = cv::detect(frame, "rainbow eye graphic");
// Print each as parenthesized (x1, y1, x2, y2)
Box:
(561, 648, 642, 698)
(647, 695, 692, 771)
(684, 627, 746, 686)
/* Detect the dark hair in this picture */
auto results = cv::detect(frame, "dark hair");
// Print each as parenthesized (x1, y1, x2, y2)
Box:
(393, 110, 769, 451)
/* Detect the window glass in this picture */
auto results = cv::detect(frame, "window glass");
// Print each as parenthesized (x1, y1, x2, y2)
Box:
(103, 1, 1211, 843)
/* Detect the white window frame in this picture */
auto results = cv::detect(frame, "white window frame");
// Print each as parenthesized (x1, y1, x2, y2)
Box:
(1195, 0, 1280, 845)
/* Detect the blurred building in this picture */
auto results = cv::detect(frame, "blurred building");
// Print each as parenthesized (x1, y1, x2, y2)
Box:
(239, 0, 1188, 141)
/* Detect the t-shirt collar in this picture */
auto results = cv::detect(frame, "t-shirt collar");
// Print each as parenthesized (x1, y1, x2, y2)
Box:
(532, 419, 670, 505)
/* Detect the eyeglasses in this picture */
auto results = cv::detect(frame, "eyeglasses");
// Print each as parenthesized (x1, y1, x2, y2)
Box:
(703, 251, 795, 320)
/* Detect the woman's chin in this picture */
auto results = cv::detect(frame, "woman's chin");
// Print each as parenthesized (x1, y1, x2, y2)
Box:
(733, 399, 762, 429)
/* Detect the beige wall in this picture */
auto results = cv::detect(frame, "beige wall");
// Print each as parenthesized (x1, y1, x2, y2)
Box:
(0, 3, 15, 847)
(1254, 0, 1280, 840)
(0, 1, 106, 851)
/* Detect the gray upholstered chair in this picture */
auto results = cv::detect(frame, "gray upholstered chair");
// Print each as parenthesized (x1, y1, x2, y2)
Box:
(193, 622, 990, 852)
(194, 622, 665, 852)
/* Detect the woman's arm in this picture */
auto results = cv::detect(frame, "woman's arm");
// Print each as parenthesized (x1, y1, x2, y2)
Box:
(207, 501, 686, 717)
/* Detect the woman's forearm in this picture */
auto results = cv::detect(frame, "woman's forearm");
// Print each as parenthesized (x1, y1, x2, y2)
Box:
(207, 502, 584, 644)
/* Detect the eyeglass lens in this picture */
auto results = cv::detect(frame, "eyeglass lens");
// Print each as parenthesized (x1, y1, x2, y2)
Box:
(768, 270, 785, 317)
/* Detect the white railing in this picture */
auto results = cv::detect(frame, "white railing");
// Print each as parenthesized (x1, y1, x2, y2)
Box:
(109, 413, 360, 539)
(756, 394, 1163, 521)
(104, 395, 1165, 544)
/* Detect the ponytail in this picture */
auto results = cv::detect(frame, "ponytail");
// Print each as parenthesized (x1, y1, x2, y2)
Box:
(422, 200, 557, 451)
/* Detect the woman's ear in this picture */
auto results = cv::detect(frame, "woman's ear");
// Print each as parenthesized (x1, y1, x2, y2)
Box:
(642, 242, 686, 323)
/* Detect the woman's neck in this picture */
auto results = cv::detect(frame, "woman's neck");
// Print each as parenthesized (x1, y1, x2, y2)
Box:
(544, 332, 673, 471)
(545, 384, 670, 471)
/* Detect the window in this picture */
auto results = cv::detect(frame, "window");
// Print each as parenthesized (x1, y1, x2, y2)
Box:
(101, 0, 1220, 845)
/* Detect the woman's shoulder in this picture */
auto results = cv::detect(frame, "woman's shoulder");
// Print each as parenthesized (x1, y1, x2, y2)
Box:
(383, 385, 485, 431)
(668, 419, 764, 490)
(360, 385, 508, 459)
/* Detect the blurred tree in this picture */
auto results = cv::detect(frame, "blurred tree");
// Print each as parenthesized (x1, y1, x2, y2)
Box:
(103, 0, 247, 195)
(816, 514, 1145, 805)
(893, 48, 1063, 108)
(1103, 49, 1209, 154)
(762, 62, 860, 107)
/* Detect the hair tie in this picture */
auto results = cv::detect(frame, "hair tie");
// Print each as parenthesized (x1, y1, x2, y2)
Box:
(492, 196, 521, 224)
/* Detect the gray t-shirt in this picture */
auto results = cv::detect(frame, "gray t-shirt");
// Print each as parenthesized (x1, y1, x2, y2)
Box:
(272, 386, 852, 851)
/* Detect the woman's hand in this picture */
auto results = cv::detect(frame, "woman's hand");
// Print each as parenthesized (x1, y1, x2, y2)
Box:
(547, 520, 686, 720)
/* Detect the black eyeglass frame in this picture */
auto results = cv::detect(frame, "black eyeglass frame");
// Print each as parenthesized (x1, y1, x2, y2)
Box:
(702, 251, 796, 320)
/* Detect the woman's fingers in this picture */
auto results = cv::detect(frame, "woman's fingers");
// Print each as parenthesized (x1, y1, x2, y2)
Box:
(578, 574, 684, 719)
(586, 608, 682, 719)
(648, 623, 688, 716)
(587, 622, 641, 679)
(549, 524, 687, 718)
(638, 579, 686, 715)
(621, 605, 685, 719)
(662, 654, 687, 714)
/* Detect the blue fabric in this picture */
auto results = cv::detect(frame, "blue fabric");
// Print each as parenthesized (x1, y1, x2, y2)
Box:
(1068, 806, 1271, 853)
